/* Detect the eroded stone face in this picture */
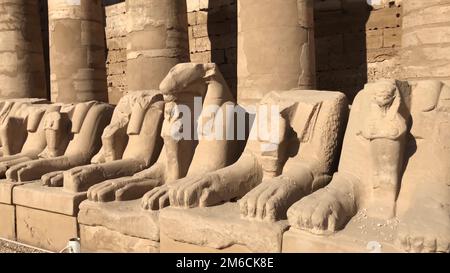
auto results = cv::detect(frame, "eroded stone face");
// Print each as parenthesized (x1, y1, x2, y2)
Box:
(48, 0, 108, 103)
(0, 0, 47, 99)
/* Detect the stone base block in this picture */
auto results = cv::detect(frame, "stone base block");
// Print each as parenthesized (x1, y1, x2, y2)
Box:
(78, 200, 160, 253)
(0, 203, 15, 240)
(80, 224, 159, 253)
(16, 206, 78, 252)
(282, 216, 403, 253)
(160, 203, 289, 253)
(0, 180, 23, 204)
(160, 233, 251, 253)
(13, 182, 87, 216)
(0, 180, 31, 241)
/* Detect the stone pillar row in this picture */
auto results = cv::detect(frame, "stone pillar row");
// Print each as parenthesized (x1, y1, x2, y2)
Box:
(0, 0, 317, 104)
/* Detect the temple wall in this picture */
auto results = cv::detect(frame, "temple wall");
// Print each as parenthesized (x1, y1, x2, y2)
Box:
(99, 0, 404, 103)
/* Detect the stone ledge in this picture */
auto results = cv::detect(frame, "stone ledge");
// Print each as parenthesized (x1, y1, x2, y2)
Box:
(78, 200, 159, 242)
(13, 182, 86, 216)
(160, 203, 289, 253)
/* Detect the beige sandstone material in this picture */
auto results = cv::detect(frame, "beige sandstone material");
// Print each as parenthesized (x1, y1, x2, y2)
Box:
(0, 104, 63, 177)
(238, 0, 316, 103)
(48, 0, 108, 103)
(0, 0, 47, 99)
(158, 89, 348, 252)
(401, 0, 450, 86)
(7, 102, 113, 251)
(0, 102, 70, 240)
(0, 99, 48, 156)
(78, 63, 240, 252)
(286, 80, 450, 253)
(126, 0, 190, 92)
(6, 102, 113, 183)
(45, 91, 164, 191)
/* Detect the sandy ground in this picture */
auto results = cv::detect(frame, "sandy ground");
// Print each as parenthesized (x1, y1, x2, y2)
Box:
(0, 239, 45, 253)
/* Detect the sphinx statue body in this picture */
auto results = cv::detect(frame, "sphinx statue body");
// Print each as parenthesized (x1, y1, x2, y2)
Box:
(4, 101, 113, 251)
(85, 63, 240, 203)
(0, 104, 66, 177)
(77, 63, 243, 252)
(284, 80, 449, 253)
(6, 102, 114, 183)
(40, 91, 165, 193)
(156, 88, 349, 252)
(0, 99, 48, 157)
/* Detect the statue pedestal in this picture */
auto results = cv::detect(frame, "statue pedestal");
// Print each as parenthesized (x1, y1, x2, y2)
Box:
(12, 183, 86, 252)
(160, 203, 289, 253)
(78, 200, 160, 253)
(282, 213, 404, 253)
(0, 180, 26, 240)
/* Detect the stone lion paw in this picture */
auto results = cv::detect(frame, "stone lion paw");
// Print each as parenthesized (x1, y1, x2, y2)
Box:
(168, 174, 221, 208)
(287, 189, 351, 235)
(397, 205, 450, 253)
(141, 185, 170, 210)
(6, 162, 37, 182)
(41, 171, 64, 187)
(239, 180, 295, 222)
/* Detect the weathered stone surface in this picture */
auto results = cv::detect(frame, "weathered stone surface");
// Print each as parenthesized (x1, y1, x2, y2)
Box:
(13, 182, 86, 216)
(48, 0, 108, 103)
(126, 0, 190, 92)
(0, 0, 47, 99)
(160, 203, 288, 253)
(78, 200, 159, 242)
(161, 233, 251, 253)
(80, 224, 159, 253)
(238, 0, 316, 103)
(16, 205, 78, 252)
(287, 80, 450, 253)
(401, 0, 450, 84)
(0, 203, 15, 240)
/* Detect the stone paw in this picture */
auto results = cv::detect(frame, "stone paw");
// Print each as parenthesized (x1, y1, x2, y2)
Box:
(41, 171, 64, 187)
(397, 205, 450, 253)
(87, 177, 159, 202)
(141, 185, 170, 210)
(287, 189, 352, 235)
(168, 174, 221, 208)
(239, 180, 297, 222)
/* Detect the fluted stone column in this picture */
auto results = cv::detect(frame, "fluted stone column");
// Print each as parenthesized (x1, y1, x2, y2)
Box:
(401, 0, 450, 85)
(237, 0, 316, 104)
(0, 0, 47, 99)
(48, 0, 107, 103)
(126, 0, 189, 92)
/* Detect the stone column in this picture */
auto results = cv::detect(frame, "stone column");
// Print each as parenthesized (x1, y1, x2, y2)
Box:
(0, 0, 47, 99)
(48, 0, 107, 103)
(401, 0, 450, 85)
(237, 0, 316, 104)
(126, 0, 189, 92)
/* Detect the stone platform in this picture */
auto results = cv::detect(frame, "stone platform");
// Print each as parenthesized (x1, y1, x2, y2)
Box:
(160, 202, 289, 253)
(0, 180, 27, 240)
(282, 210, 404, 253)
(78, 200, 160, 253)
(12, 182, 86, 252)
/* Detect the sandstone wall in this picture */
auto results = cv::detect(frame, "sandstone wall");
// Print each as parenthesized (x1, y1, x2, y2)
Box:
(100, 0, 403, 103)
(315, 0, 402, 101)
(104, 2, 127, 104)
